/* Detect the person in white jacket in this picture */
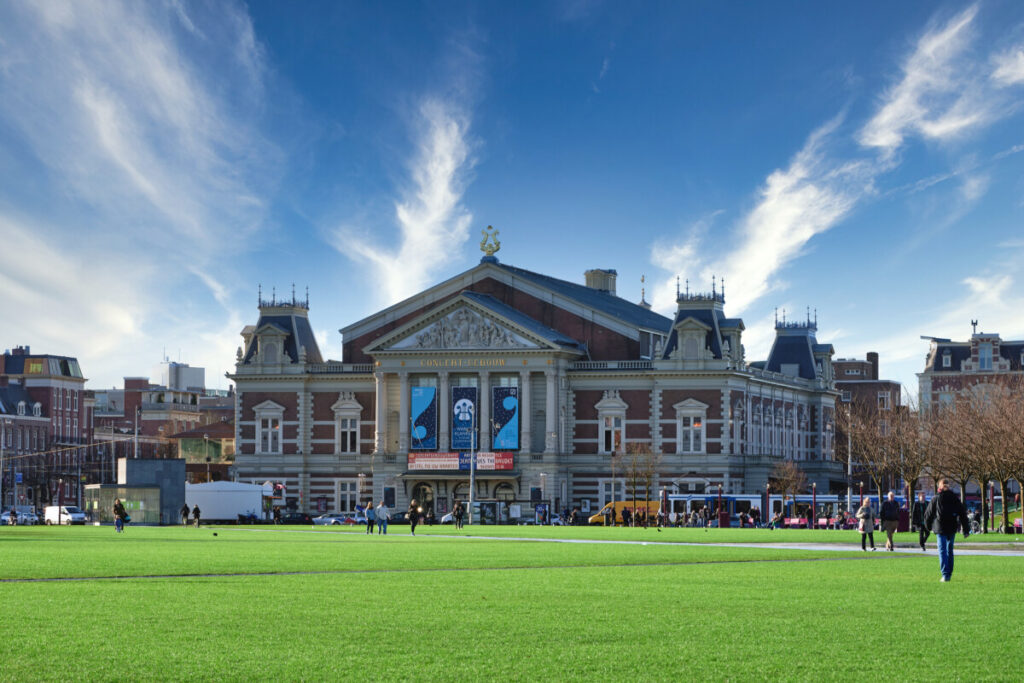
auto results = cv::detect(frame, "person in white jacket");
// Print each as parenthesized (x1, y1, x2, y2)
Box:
(375, 500, 390, 535)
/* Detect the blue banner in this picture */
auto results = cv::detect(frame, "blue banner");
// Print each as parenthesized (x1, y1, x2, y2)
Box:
(410, 387, 437, 450)
(491, 386, 519, 450)
(451, 386, 477, 451)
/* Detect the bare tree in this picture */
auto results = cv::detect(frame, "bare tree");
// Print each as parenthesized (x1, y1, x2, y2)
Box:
(886, 394, 931, 507)
(842, 400, 891, 502)
(769, 461, 807, 515)
(624, 442, 661, 527)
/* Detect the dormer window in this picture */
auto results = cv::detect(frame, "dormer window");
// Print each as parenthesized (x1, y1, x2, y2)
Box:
(978, 342, 993, 371)
(33, 403, 41, 417)
(942, 351, 951, 368)
(17, 401, 25, 416)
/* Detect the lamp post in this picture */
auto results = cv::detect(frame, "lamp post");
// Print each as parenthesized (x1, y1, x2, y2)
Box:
(765, 482, 770, 525)
(1, 418, 10, 510)
(204, 433, 211, 482)
(539, 472, 547, 524)
(467, 406, 477, 525)
(846, 406, 853, 512)
(811, 482, 817, 530)
(133, 407, 139, 459)
(717, 483, 723, 527)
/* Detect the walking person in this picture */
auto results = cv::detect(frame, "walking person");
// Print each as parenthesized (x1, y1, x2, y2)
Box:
(375, 499, 389, 535)
(365, 501, 376, 535)
(192, 504, 201, 528)
(855, 496, 876, 551)
(408, 499, 419, 536)
(113, 498, 127, 533)
(911, 491, 930, 551)
(924, 479, 970, 582)
(454, 501, 464, 530)
(180, 503, 190, 526)
(880, 491, 900, 551)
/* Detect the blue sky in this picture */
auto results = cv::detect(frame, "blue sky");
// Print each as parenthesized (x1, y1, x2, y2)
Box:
(1, 1, 1022, 397)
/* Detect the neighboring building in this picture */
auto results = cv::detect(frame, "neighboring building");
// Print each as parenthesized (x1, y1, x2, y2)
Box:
(94, 377, 203, 461)
(833, 352, 904, 494)
(229, 242, 842, 519)
(152, 359, 206, 392)
(919, 329, 1024, 412)
(0, 345, 95, 508)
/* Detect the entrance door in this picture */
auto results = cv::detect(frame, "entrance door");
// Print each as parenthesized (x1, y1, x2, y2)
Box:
(411, 483, 434, 517)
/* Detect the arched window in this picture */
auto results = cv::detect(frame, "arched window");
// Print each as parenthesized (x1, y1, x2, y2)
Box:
(494, 482, 515, 502)
(411, 483, 434, 516)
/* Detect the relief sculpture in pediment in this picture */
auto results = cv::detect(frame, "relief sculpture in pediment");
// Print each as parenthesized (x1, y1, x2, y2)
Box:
(401, 307, 530, 349)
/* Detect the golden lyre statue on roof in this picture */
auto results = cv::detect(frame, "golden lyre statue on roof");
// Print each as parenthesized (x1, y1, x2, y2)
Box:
(480, 225, 501, 256)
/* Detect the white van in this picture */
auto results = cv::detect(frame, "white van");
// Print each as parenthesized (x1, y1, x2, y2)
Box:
(44, 505, 87, 525)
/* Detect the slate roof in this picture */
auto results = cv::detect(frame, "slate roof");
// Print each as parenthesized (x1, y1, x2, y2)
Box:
(494, 263, 673, 332)
(660, 307, 727, 360)
(1, 354, 83, 378)
(242, 313, 323, 365)
(0, 385, 37, 416)
(924, 340, 1024, 372)
(460, 292, 584, 351)
(763, 326, 832, 381)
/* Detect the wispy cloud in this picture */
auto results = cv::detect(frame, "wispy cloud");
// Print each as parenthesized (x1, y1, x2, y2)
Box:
(0, 0, 274, 386)
(859, 6, 984, 155)
(992, 46, 1024, 86)
(652, 4, 1019, 317)
(335, 97, 476, 305)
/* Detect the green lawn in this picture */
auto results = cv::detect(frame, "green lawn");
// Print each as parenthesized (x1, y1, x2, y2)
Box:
(1, 525, 1021, 681)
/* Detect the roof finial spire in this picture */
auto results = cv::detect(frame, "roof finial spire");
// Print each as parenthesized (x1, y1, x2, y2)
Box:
(306, 285, 310, 307)
(806, 305, 810, 326)
(675, 276, 680, 298)
(685, 278, 690, 296)
(814, 308, 818, 327)
(774, 307, 778, 326)
(721, 277, 725, 302)
(712, 275, 717, 298)
(292, 283, 296, 304)
(640, 274, 646, 302)
(258, 283, 262, 307)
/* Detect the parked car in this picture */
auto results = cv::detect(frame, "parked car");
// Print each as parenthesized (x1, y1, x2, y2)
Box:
(44, 505, 87, 525)
(278, 512, 313, 525)
(344, 514, 367, 525)
(2, 506, 39, 525)
(312, 513, 348, 525)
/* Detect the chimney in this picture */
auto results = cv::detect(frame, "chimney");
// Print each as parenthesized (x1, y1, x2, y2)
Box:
(866, 351, 879, 380)
(584, 269, 617, 296)
(13, 345, 30, 356)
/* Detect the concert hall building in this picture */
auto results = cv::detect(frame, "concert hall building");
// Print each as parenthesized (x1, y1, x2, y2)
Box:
(229, 240, 843, 521)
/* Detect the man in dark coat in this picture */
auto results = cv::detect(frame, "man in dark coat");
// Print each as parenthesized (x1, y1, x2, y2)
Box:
(923, 479, 970, 582)
(911, 491, 929, 551)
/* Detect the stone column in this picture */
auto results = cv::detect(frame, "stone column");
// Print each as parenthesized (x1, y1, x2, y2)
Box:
(544, 369, 557, 454)
(374, 371, 387, 454)
(519, 370, 531, 454)
(479, 371, 491, 451)
(398, 371, 409, 452)
(438, 371, 450, 451)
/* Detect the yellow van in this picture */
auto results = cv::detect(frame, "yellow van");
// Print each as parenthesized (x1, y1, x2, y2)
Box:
(588, 500, 660, 526)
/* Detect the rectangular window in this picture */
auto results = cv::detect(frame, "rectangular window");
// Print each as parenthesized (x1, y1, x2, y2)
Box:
(841, 391, 851, 402)
(337, 418, 358, 454)
(878, 419, 889, 437)
(678, 416, 704, 454)
(942, 354, 951, 368)
(336, 480, 358, 514)
(845, 369, 860, 375)
(65, 391, 71, 410)
(601, 416, 623, 454)
(978, 342, 993, 370)
(73, 417, 79, 435)
(260, 417, 281, 454)
(877, 392, 891, 410)
(74, 391, 79, 411)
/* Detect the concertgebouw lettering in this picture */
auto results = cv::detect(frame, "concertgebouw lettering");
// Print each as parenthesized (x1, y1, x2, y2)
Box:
(418, 358, 507, 368)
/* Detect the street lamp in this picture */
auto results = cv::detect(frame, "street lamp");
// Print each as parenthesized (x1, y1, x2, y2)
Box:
(204, 433, 211, 482)
(811, 482, 817, 530)
(846, 406, 852, 512)
(539, 472, 547, 524)
(1, 418, 11, 510)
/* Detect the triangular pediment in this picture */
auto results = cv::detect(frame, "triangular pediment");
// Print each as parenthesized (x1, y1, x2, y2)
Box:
(674, 316, 712, 332)
(366, 295, 556, 353)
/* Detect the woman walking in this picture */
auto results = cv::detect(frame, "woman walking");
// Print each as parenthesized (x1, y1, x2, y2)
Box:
(408, 499, 420, 536)
(879, 491, 900, 551)
(365, 500, 376, 535)
(855, 496, 877, 551)
(113, 498, 127, 533)
(453, 500, 464, 530)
